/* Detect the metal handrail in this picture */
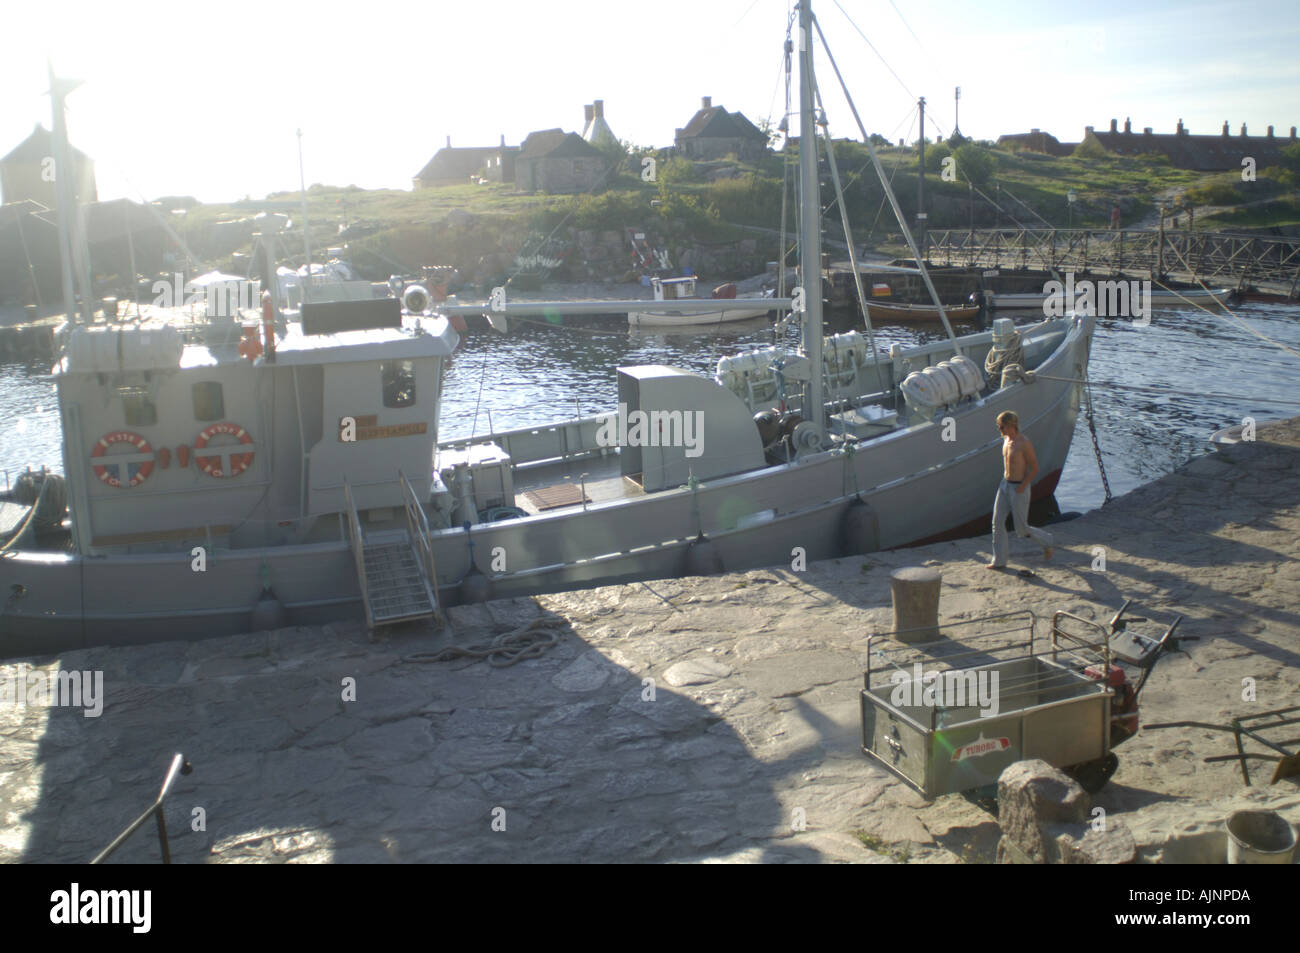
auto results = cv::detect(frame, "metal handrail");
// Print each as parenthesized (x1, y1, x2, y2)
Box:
(342, 478, 374, 628)
(1049, 609, 1114, 675)
(397, 469, 443, 625)
(91, 753, 190, 864)
(863, 609, 1038, 692)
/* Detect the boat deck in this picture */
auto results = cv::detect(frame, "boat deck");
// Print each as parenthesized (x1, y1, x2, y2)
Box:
(512, 453, 644, 516)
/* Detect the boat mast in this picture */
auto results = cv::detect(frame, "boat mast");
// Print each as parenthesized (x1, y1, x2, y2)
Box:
(297, 129, 312, 304)
(49, 65, 93, 326)
(797, 0, 824, 443)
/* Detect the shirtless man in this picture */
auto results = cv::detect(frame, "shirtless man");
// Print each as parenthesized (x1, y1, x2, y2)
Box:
(987, 410, 1054, 569)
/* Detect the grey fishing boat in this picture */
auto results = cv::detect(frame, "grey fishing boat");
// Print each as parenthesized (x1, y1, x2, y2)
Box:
(0, 3, 1094, 656)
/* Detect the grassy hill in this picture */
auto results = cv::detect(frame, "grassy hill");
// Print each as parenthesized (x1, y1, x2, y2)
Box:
(169, 141, 1300, 286)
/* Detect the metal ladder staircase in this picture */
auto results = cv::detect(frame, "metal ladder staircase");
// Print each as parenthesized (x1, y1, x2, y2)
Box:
(344, 473, 443, 630)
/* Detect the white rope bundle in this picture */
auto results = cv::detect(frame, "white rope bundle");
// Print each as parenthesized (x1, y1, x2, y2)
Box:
(984, 331, 1025, 387)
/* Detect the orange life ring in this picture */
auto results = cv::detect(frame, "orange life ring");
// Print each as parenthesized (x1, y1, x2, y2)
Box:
(193, 422, 255, 478)
(90, 431, 154, 488)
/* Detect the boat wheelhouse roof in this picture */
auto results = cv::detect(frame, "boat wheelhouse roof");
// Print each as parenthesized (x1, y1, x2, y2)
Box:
(272, 318, 459, 365)
(56, 312, 459, 376)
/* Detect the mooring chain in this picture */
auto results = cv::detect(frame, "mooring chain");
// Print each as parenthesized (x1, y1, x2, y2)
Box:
(1082, 371, 1114, 504)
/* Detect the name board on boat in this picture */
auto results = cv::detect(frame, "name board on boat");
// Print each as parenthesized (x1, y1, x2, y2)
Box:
(338, 415, 428, 441)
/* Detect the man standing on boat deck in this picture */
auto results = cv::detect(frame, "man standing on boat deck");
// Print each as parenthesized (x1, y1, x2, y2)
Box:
(987, 410, 1054, 569)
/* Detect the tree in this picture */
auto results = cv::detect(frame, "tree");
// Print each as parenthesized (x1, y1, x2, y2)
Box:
(1279, 142, 1300, 175)
(953, 143, 995, 188)
(923, 141, 952, 173)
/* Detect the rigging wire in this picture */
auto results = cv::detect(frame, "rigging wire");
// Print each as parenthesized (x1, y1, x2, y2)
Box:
(1033, 373, 1300, 408)
(809, 10, 960, 350)
(830, 0, 917, 105)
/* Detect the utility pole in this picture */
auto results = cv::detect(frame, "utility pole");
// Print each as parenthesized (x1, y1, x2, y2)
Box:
(917, 96, 927, 255)
(954, 86, 961, 137)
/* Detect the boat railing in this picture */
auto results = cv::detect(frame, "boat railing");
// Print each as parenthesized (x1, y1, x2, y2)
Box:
(342, 478, 374, 627)
(440, 412, 616, 469)
(398, 468, 443, 625)
(90, 753, 190, 864)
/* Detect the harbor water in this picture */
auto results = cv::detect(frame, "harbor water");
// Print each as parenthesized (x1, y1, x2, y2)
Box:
(2, 302, 1297, 515)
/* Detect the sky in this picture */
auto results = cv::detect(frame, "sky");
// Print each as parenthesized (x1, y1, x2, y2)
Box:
(3, 0, 1298, 204)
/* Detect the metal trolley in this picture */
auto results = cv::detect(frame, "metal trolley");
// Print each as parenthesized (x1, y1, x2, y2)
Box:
(860, 601, 1181, 798)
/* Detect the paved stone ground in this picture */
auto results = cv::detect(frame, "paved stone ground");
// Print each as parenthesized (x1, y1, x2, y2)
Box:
(1, 420, 1297, 863)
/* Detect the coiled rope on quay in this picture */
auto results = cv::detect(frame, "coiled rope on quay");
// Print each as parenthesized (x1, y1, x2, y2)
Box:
(402, 617, 564, 668)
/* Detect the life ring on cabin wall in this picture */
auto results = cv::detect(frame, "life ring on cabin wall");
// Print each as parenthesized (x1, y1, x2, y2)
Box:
(90, 431, 155, 488)
(193, 422, 255, 478)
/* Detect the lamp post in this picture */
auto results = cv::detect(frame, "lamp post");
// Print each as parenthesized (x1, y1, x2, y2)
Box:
(1067, 188, 1077, 229)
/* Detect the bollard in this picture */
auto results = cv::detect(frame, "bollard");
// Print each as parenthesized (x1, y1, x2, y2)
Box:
(890, 566, 942, 643)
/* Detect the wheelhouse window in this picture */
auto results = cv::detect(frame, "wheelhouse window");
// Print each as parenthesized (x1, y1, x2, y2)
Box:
(382, 360, 416, 408)
(192, 381, 225, 421)
(122, 393, 157, 427)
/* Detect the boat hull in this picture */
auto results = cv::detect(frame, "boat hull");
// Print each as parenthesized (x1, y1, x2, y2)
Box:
(628, 307, 770, 327)
(865, 303, 980, 323)
(992, 288, 1232, 311)
(0, 314, 1093, 657)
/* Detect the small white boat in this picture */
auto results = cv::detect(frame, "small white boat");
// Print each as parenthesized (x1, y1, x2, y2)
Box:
(628, 276, 774, 327)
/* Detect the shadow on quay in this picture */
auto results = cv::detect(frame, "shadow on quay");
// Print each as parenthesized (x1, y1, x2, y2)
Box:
(14, 606, 830, 864)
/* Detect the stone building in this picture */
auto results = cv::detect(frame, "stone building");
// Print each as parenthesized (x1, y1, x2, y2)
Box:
(515, 129, 608, 194)
(674, 96, 768, 161)
(0, 123, 97, 207)
(995, 129, 1076, 157)
(413, 136, 517, 188)
(1081, 118, 1297, 171)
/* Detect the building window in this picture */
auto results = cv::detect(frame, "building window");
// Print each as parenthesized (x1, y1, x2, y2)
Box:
(192, 381, 224, 421)
(382, 360, 416, 408)
(123, 393, 157, 427)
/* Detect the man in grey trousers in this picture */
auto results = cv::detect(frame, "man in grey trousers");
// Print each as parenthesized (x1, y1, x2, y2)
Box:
(987, 410, 1054, 569)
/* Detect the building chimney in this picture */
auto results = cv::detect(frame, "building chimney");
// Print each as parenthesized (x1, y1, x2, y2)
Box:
(1143, 127, 1153, 136)
(584, 104, 594, 124)
(1085, 125, 1095, 135)
(702, 96, 712, 109)
(593, 100, 604, 118)
(1124, 117, 1131, 134)
(446, 135, 451, 148)
(1109, 118, 1117, 133)
(1222, 121, 1229, 137)
(1030, 128, 1040, 135)
(1176, 119, 1184, 135)
(500, 133, 506, 147)
(1292, 126, 1297, 140)
(1268, 125, 1275, 138)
